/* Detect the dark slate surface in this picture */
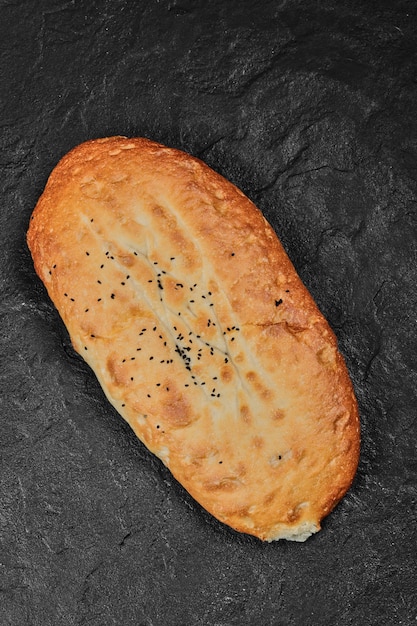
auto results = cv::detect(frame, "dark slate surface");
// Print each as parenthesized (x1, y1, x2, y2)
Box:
(1, 1, 417, 624)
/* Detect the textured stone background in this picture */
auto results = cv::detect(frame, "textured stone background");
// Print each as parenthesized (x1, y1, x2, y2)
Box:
(1, 1, 417, 624)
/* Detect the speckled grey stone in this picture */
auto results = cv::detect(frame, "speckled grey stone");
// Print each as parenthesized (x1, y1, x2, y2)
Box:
(1, 1, 417, 624)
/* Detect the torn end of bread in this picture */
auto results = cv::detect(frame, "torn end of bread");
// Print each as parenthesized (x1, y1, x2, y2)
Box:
(27, 136, 360, 542)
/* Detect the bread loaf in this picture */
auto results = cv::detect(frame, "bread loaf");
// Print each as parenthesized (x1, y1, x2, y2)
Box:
(27, 136, 360, 542)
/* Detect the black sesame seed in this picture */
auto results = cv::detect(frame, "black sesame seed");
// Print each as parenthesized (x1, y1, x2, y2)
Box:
(86, 252, 90, 256)
(111, 293, 115, 299)
(275, 298, 283, 307)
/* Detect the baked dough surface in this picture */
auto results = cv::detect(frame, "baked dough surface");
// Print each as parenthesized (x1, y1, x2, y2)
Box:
(27, 136, 360, 541)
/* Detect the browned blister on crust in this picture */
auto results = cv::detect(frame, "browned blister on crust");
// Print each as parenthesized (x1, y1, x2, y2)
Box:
(27, 137, 360, 541)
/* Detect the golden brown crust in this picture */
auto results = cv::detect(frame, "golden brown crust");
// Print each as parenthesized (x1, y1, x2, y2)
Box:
(27, 136, 360, 541)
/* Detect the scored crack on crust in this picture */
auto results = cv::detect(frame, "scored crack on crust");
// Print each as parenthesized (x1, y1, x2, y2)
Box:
(27, 136, 360, 542)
